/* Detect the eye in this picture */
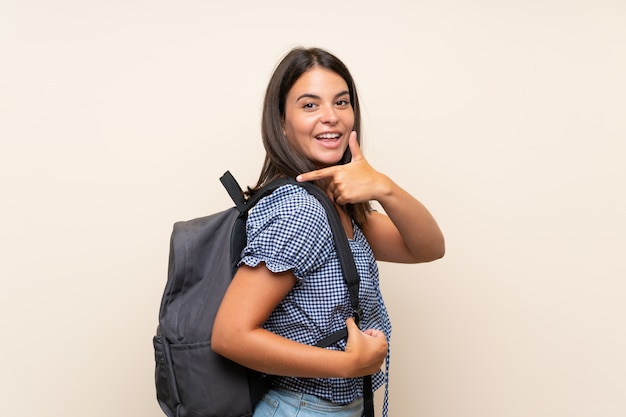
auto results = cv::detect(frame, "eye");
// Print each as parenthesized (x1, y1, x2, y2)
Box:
(302, 102, 318, 110)
(336, 99, 350, 107)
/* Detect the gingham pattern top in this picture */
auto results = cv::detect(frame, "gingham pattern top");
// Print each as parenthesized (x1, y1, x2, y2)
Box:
(239, 184, 392, 405)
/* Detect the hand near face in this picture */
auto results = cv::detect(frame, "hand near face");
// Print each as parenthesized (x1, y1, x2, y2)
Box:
(297, 131, 390, 205)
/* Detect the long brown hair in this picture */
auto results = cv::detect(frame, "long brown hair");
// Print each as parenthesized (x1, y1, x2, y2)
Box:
(250, 47, 370, 225)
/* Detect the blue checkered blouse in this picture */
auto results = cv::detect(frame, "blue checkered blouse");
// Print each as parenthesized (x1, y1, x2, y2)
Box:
(239, 184, 392, 405)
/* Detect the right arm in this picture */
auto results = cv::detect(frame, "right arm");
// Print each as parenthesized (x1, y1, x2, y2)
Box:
(211, 263, 388, 378)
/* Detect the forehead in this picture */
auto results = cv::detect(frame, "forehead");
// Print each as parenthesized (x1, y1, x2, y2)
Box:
(288, 67, 349, 97)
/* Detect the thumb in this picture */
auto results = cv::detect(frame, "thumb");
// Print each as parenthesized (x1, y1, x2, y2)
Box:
(345, 317, 361, 334)
(348, 131, 363, 162)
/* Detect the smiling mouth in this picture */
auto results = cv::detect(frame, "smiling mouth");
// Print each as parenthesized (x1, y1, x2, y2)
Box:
(315, 133, 341, 140)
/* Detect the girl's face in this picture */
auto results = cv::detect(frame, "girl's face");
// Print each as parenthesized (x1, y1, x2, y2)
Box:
(283, 67, 354, 168)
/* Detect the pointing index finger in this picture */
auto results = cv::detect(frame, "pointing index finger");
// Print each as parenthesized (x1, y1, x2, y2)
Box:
(296, 166, 336, 182)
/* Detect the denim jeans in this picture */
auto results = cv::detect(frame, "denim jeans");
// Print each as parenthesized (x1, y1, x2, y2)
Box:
(254, 387, 364, 417)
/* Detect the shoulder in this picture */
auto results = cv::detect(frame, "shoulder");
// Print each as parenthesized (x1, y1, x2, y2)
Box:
(242, 184, 334, 277)
(250, 184, 326, 223)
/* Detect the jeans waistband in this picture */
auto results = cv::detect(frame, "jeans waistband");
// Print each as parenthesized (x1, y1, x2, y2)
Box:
(266, 387, 363, 413)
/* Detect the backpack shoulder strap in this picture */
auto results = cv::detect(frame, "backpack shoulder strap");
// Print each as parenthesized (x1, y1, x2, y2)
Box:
(220, 171, 246, 212)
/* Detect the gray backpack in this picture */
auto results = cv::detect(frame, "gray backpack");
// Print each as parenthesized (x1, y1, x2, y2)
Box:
(153, 171, 373, 417)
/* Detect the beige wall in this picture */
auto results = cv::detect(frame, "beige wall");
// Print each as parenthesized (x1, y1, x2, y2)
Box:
(2, 1, 625, 416)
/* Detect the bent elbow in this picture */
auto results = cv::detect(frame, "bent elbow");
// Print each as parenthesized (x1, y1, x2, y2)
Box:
(431, 238, 446, 261)
(432, 238, 446, 260)
(431, 245, 446, 261)
(211, 320, 252, 362)
(211, 318, 237, 358)
(210, 328, 227, 357)
(414, 237, 445, 263)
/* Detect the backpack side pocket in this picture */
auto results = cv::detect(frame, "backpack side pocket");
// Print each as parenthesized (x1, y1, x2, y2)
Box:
(153, 335, 178, 417)
(169, 341, 253, 417)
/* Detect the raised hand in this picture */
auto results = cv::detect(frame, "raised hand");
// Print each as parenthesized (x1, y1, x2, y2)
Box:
(299, 131, 445, 265)
(296, 132, 391, 205)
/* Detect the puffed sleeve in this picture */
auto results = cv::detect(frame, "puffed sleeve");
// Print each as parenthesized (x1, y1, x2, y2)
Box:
(239, 185, 334, 282)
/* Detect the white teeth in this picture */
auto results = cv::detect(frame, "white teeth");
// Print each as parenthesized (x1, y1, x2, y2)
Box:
(316, 133, 340, 139)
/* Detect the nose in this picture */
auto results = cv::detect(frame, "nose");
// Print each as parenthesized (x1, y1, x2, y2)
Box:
(321, 106, 338, 125)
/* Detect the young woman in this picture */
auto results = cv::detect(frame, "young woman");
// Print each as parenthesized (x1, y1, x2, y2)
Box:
(212, 47, 445, 417)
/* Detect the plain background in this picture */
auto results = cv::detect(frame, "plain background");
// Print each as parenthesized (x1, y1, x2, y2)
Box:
(2, 1, 625, 416)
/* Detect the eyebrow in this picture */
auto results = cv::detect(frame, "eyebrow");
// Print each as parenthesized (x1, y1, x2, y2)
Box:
(296, 90, 350, 102)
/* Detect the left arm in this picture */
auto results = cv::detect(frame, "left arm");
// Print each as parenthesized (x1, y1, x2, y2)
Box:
(297, 132, 445, 263)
